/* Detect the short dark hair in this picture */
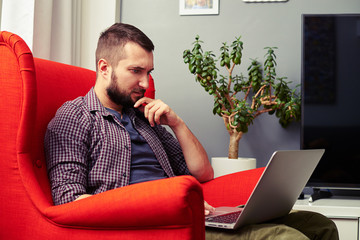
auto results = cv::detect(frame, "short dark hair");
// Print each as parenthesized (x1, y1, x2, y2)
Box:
(95, 23, 154, 71)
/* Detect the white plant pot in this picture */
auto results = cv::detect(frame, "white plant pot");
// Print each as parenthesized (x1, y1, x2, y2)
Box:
(211, 157, 256, 178)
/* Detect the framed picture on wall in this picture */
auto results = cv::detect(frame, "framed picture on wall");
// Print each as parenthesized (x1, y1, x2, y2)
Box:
(179, 0, 219, 15)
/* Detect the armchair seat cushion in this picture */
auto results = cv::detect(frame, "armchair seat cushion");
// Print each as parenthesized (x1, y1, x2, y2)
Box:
(202, 168, 265, 207)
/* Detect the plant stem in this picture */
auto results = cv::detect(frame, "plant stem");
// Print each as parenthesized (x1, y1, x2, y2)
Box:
(228, 131, 243, 159)
(223, 115, 243, 159)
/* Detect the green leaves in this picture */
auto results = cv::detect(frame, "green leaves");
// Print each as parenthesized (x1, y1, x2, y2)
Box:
(263, 47, 278, 84)
(220, 42, 230, 68)
(230, 37, 243, 66)
(183, 35, 301, 135)
(247, 59, 262, 93)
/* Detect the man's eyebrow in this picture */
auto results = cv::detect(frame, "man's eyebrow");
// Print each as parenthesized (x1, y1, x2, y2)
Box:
(130, 66, 145, 69)
(130, 66, 153, 71)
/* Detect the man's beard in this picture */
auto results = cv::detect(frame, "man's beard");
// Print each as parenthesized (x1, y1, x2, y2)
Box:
(106, 72, 145, 108)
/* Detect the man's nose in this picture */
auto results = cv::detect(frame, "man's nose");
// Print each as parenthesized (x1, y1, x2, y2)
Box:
(139, 75, 149, 89)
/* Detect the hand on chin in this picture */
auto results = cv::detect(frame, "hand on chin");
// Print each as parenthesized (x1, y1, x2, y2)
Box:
(133, 96, 146, 112)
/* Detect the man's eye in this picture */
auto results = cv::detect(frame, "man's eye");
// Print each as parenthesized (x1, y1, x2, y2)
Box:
(131, 69, 140, 73)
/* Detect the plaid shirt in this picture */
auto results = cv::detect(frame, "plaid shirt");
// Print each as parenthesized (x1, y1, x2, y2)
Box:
(45, 88, 190, 205)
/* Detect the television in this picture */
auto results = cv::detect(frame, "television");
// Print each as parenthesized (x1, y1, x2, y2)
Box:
(301, 14, 360, 196)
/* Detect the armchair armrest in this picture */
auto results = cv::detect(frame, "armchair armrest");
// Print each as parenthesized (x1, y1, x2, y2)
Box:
(43, 176, 204, 229)
(201, 168, 265, 207)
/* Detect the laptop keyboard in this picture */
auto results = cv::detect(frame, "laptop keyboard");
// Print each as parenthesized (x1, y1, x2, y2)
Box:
(206, 211, 242, 224)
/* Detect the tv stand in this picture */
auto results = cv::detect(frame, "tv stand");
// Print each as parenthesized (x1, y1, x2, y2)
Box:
(309, 188, 333, 202)
(294, 195, 360, 240)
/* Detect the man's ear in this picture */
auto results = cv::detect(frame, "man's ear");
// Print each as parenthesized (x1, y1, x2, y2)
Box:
(97, 59, 112, 80)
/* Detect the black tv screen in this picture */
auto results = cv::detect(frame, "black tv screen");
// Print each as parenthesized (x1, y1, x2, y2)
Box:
(301, 14, 360, 190)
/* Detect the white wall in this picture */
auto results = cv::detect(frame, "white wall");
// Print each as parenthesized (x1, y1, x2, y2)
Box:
(120, 0, 360, 166)
(1, 0, 120, 69)
(1, 0, 35, 49)
(79, 0, 121, 70)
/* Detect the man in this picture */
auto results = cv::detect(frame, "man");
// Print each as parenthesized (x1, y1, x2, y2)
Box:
(45, 23, 338, 239)
(45, 22, 214, 213)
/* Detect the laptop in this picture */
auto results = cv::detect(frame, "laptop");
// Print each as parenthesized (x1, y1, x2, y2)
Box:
(205, 149, 325, 229)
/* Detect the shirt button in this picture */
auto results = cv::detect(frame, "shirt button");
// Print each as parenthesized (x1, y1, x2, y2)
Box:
(124, 145, 129, 149)
(122, 173, 127, 177)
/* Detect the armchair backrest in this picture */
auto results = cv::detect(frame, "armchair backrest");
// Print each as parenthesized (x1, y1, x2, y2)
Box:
(33, 59, 98, 208)
(0, 31, 155, 212)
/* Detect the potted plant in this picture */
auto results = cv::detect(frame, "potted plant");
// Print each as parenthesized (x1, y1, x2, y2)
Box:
(183, 36, 301, 176)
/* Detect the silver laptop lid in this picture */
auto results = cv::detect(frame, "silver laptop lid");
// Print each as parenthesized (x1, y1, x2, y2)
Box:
(233, 149, 324, 229)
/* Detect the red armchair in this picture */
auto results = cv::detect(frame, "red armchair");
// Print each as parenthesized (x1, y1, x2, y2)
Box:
(0, 31, 265, 239)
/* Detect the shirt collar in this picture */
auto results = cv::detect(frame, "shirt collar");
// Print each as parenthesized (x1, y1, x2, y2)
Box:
(85, 87, 112, 117)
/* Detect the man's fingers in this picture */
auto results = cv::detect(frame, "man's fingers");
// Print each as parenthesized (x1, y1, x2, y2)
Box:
(135, 98, 176, 127)
(146, 103, 161, 127)
(134, 97, 153, 108)
(152, 104, 167, 125)
(204, 201, 215, 215)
